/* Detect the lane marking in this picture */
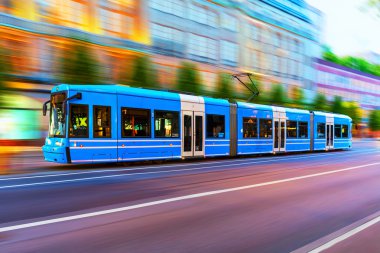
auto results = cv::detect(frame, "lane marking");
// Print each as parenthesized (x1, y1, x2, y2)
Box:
(309, 214, 380, 253)
(0, 162, 379, 233)
(0, 149, 375, 183)
(0, 150, 374, 188)
(0, 156, 339, 189)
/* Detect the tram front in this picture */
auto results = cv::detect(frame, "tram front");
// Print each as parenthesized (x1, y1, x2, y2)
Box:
(42, 86, 82, 163)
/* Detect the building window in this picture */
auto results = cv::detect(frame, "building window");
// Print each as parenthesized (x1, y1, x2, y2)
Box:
(221, 13, 237, 31)
(154, 110, 179, 138)
(150, 0, 185, 17)
(99, 9, 124, 35)
(63, 0, 86, 29)
(317, 123, 326, 138)
(243, 118, 257, 138)
(298, 122, 308, 138)
(188, 34, 217, 60)
(93, 106, 111, 138)
(342, 124, 349, 138)
(335, 125, 342, 138)
(259, 119, 272, 138)
(151, 23, 183, 44)
(221, 41, 238, 63)
(69, 104, 89, 138)
(286, 120, 297, 138)
(251, 25, 261, 41)
(121, 108, 150, 138)
(189, 4, 217, 27)
(206, 114, 225, 138)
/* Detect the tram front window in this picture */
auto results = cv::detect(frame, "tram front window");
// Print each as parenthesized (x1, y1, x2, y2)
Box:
(49, 93, 67, 138)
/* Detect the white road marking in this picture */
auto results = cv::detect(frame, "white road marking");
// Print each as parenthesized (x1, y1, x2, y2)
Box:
(309, 214, 380, 253)
(0, 149, 375, 183)
(0, 156, 336, 189)
(0, 162, 379, 233)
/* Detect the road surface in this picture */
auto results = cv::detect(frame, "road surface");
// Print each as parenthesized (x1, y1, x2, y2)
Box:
(0, 140, 379, 252)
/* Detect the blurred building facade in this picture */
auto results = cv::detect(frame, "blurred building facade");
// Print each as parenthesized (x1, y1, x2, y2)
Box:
(0, 0, 378, 141)
(315, 58, 380, 117)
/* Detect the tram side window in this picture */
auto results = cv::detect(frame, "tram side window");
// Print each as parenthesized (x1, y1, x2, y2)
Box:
(93, 106, 111, 138)
(69, 104, 89, 138)
(243, 117, 257, 138)
(121, 108, 150, 138)
(154, 110, 179, 138)
(206, 114, 225, 138)
(317, 123, 326, 138)
(298, 122, 308, 138)
(335, 124, 342, 138)
(342, 124, 348, 138)
(286, 120, 297, 138)
(259, 119, 272, 138)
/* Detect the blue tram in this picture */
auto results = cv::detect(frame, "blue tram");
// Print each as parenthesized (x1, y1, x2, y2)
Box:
(42, 84, 352, 164)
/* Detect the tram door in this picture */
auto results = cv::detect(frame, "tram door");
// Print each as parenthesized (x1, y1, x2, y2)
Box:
(182, 111, 204, 157)
(273, 112, 286, 152)
(326, 116, 334, 149)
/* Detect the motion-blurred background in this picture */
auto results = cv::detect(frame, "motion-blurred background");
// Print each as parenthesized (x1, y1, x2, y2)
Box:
(0, 0, 379, 155)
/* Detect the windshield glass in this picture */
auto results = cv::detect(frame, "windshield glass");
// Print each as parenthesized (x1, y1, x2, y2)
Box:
(49, 93, 66, 138)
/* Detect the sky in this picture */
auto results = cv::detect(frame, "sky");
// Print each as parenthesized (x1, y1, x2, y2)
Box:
(306, 0, 380, 56)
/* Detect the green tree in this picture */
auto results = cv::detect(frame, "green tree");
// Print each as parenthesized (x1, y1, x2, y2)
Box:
(292, 86, 305, 108)
(176, 62, 202, 95)
(322, 45, 339, 64)
(312, 93, 329, 111)
(0, 49, 12, 107)
(331, 96, 345, 114)
(130, 56, 159, 89)
(60, 43, 101, 84)
(368, 110, 380, 131)
(215, 73, 234, 99)
(344, 101, 361, 125)
(269, 84, 287, 106)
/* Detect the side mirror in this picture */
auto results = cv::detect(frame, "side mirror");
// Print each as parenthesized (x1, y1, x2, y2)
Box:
(43, 100, 50, 116)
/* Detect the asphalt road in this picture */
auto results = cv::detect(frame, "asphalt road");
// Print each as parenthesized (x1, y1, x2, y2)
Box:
(0, 140, 380, 253)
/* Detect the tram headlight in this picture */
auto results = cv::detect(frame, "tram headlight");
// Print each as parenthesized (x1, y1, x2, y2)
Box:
(46, 138, 52, 145)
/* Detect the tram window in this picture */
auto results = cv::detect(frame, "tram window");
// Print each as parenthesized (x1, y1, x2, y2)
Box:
(335, 125, 342, 138)
(69, 104, 89, 138)
(243, 117, 257, 138)
(93, 106, 111, 138)
(286, 120, 297, 138)
(154, 110, 179, 138)
(259, 119, 272, 138)
(121, 108, 150, 138)
(298, 121, 308, 138)
(342, 124, 348, 138)
(317, 123, 326, 138)
(206, 114, 225, 138)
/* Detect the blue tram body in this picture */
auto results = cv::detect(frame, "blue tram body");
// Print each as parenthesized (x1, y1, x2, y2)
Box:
(42, 84, 352, 164)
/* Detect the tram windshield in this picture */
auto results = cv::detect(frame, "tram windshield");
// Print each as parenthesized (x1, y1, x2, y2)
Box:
(49, 93, 67, 138)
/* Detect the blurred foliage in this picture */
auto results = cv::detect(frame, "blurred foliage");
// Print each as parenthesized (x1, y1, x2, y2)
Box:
(368, 0, 380, 16)
(369, 110, 380, 131)
(215, 72, 235, 99)
(176, 62, 202, 95)
(59, 42, 101, 84)
(269, 84, 287, 106)
(0, 48, 13, 107)
(291, 86, 305, 108)
(312, 93, 329, 111)
(331, 96, 345, 114)
(130, 56, 159, 89)
(343, 101, 361, 125)
(322, 46, 380, 77)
